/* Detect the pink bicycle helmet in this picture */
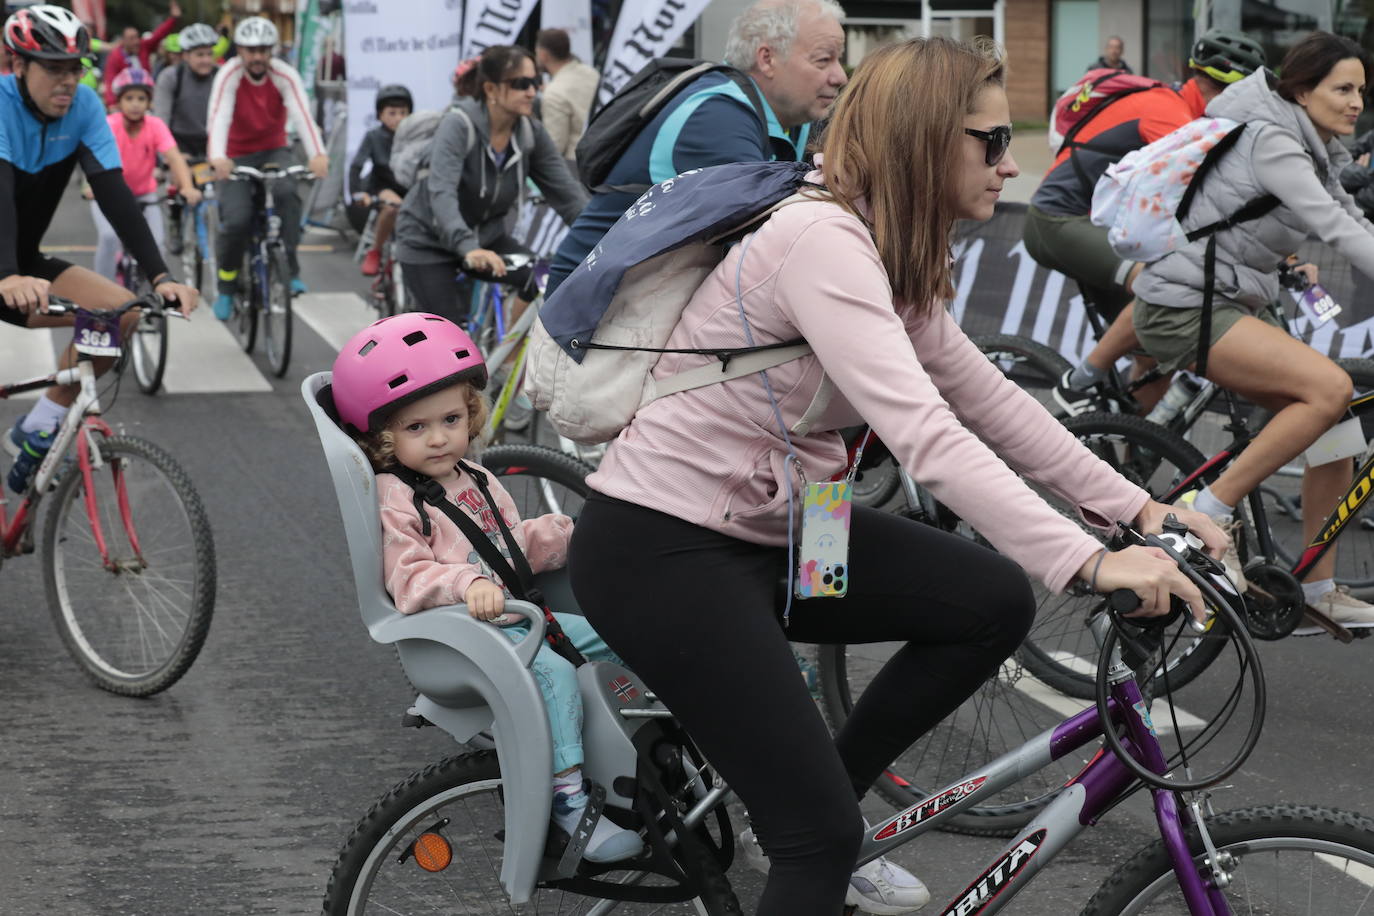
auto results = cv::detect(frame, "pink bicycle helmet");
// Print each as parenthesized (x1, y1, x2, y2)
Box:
(332, 313, 488, 434)
(111, 66, 155, 99)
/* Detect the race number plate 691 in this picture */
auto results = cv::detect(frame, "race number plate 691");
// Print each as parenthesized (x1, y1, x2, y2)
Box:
(73, 312, 121, 357)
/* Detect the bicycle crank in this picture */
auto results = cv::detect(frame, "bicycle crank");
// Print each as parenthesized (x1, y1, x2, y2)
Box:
(1241, 564, 1305, 640)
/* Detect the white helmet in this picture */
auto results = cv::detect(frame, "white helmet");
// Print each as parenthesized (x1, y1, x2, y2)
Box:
(179, 22, 217, 52)
(233, 16, 277, 49)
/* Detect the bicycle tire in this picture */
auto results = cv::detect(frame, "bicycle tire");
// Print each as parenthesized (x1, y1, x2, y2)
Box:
(130, 310, 168, 395)
(479, 444, 594, 520)
(264, 247, 293, 377)
(41, 435, 216, 696)
(178, 204, 200, 292)
(1080, 805, 1374, 915)
(323, 751, 742, 916)
(972, 333, 1073, 412)
(233, 254, 258, 353)
(1021, 413, 1226, 698)
(816, 642, 1083, 836)
(1259, 358, 1374, 589)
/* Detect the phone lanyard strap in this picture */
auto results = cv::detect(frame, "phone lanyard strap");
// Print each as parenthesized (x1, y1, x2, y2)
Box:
(845, 429, 872, 486)
(731, 231, 805, 626)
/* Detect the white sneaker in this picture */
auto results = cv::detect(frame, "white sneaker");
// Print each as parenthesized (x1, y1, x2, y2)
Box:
(737, 827, 930, 913)
(1176, 492, 1247, 591)
(1294, 586, 1374, 635)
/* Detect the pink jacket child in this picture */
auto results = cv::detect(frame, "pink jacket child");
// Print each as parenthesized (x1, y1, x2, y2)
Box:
(331, 312, 645, 865)
(377, 464, 572, 615)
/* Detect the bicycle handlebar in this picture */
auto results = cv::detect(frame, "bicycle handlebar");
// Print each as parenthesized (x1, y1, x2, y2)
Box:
(44, 293, 188, 321)
(230, 164, 316, 182)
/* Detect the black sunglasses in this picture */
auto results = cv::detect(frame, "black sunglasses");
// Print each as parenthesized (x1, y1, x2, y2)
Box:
(964, 125, 1012, 166)
(503, 76, 539, 91)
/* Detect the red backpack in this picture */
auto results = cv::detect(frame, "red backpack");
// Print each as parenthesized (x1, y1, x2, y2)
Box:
(1048, 68, 1167, 154)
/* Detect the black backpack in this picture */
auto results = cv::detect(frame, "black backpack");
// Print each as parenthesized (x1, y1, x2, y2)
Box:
(575, 58, 766, 195)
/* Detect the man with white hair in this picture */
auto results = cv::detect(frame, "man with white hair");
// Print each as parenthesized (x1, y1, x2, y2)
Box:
(545, 0, 849, 297)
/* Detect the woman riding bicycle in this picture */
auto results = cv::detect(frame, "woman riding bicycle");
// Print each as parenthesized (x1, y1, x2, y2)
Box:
(568, 37, 1225, 916)
(1130, 31, 1374, 625)
(392, 45, 587, 326)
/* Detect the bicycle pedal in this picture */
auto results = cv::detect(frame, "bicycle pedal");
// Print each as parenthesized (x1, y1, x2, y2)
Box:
(1295, 605, 1357, 643)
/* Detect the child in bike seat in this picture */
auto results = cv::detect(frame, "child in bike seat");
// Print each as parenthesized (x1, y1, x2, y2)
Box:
(331, 312, 643, 865)
(91, 67, 200, 283)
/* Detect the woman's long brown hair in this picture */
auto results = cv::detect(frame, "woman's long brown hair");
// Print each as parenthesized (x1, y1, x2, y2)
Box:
(820, 36, 1006, 314)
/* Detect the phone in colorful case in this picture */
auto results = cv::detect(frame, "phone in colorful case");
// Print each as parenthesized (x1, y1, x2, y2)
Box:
(795, 481, 852, 598)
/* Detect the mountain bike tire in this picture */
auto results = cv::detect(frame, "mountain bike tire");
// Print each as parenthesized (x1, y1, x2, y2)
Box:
(1080, 805, 1374, 916)
(478, 444, 594, 521)
(42, 435, 216, 696)
(322, 751, 742, 916)
(1021, 412, 1226, 698)
(972, 333, 1073, 413)
(130, 309, 168, 395)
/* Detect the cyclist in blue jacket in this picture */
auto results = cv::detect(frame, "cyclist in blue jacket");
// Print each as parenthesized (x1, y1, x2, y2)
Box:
(545, 0, 848, 297)
(0, 6, 197, 492)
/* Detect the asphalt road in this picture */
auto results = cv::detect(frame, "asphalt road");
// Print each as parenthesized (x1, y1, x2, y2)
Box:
(3, 184, 1374, 916)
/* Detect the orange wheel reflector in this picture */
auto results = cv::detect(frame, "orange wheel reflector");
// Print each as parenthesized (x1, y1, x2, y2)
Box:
(413, 832, 453, 872)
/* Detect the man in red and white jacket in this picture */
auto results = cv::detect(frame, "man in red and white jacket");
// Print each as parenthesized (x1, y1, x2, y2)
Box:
(206, 15, 327, 319)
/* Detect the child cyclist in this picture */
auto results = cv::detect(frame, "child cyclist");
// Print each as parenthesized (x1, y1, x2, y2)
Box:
(330, 312, 644, 865)
(348, 84, 412, 277)
(91, 67, 200, 283)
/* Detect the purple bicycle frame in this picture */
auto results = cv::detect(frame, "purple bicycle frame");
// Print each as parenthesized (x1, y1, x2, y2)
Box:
(858, 674, 1229, 915)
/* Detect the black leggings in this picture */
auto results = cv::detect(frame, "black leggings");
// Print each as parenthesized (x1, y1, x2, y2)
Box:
(569, 494, 1035, 916)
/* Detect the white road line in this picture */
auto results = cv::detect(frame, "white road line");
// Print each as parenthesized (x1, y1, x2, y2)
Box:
(162, 307, 272, 393)
(1316, 853, 1374, 887)
(0, 323, 57, 399)
(293, 292, 375, 353)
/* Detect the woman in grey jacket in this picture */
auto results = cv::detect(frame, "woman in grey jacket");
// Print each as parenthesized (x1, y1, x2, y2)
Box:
(1132, 32, 1374, 626)
(394, 45, 588, 325)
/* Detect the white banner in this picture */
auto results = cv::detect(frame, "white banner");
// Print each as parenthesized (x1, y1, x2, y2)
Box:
(343, 0, 463, 195)
(462, 0, 541, 59)
(597, 0, 712, 105)
(540, 0, 594, 63)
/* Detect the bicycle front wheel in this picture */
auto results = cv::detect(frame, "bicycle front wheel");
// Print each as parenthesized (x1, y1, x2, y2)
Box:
(42, 435, 216, 696)
(263, 247, 293, 377)
(479, 444, 593, 519)
(130, 309, 168, 395)
(323, 751, 741, 916)
(232, 255, 258, 354)
(1022, 413, 1226, 698)
(1081, 805, 1374, 915)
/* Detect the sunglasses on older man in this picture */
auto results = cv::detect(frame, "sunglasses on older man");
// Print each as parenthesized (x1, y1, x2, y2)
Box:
(964, 125, 1012, 166)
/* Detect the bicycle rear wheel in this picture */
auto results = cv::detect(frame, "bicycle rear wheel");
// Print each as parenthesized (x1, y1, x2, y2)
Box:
(479, 444, 593, 519)
(972, 333, 1072, 413)
(323, 751, 741, 916)
(41, 434, 216, 696)
(263, 247, 293, 377)
(1081, 805, 1374, 916)
(130, 309, 168, 395)
(1022, 413, 1226, 698)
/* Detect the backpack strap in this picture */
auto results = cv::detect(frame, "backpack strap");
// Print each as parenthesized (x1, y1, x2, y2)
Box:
(391, 464, 585, 666)
(1060, 82, 1161, 200)
(1187, 194, 1281, 379)
(648, 341, 813, 401)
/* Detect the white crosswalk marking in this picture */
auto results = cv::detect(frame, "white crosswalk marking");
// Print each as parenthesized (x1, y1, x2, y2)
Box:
(1316, 853, 1374, 886)
(0, 322, 57, 399)
(162, 307, 271, 393)
(1013, 657, 1207, 733)
(293, 292, 378, 352)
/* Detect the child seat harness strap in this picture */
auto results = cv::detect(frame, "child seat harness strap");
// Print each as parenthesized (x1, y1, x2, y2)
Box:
(393, 461, 585, 665)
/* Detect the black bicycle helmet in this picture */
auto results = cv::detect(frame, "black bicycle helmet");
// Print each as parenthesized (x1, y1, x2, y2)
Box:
(375, 84, 413, 115)
(1189, 30, 1267, 84)
(4, 5, 90, 61)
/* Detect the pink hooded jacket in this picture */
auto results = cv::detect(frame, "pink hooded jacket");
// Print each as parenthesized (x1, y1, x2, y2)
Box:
(379, 464, 573, 614)
(587, 176, 1149, 593)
